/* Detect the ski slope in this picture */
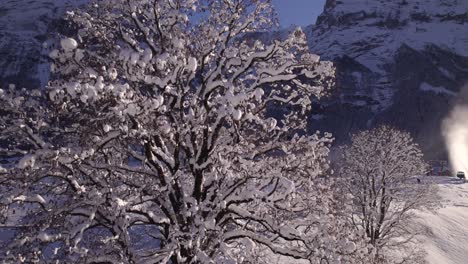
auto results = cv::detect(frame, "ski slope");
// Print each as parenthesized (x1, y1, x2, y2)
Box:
(416, 176, 468, 264)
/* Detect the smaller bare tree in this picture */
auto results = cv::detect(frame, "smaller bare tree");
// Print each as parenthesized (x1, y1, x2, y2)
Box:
(340, 126, 434, 262)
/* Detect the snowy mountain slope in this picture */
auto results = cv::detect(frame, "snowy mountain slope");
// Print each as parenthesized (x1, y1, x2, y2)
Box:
(0, 0, 87, 88)
(416, 177, 468, 264)
(310, 0, 468, 108)
(312, 0, 468, 62)
(306, 0, 468, 159)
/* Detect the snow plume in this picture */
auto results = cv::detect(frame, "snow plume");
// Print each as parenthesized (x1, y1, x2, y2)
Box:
(443, 84, 468, 173)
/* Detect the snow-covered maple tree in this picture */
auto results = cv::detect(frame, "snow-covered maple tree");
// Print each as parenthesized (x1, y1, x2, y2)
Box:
(0, 0, 371, 263)
(339, 126, 434, 263)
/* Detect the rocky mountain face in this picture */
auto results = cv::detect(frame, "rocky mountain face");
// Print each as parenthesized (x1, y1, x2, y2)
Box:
(1, 0, 467, 159)
(307, 0, 468, 159)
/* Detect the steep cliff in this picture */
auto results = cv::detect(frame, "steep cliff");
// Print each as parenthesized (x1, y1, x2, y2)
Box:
(308, 0, 468, 159)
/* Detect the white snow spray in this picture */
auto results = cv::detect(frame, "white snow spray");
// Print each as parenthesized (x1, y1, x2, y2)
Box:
(442, 84, 468, 173)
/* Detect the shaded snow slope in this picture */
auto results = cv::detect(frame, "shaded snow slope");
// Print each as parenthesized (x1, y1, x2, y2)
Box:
(0, 0, 87, 88)
(416, 176, 468, 264)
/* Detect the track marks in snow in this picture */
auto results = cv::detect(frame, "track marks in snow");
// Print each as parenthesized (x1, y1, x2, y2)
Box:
(416, 177, 468, 264)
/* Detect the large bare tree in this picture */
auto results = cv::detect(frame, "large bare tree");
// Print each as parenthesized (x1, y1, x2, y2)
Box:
(340, 126, 434, 263)
(0, 0, 373, 263)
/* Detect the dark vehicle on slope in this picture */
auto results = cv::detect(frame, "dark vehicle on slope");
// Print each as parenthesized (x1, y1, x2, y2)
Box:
(456, 171, 465, 181)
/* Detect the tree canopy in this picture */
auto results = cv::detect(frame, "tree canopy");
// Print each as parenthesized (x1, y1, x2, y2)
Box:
(0, 0, 374, 263)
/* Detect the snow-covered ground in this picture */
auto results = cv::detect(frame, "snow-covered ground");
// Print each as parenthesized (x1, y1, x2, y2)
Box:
(271, 176, 468, 264)
(416, 176, 468, 264)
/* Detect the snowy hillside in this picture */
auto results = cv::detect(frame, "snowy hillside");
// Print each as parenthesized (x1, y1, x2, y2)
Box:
(416, 176, 468, 264)
(0, 0, 87, 87)
(250, 176, 468, 264)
